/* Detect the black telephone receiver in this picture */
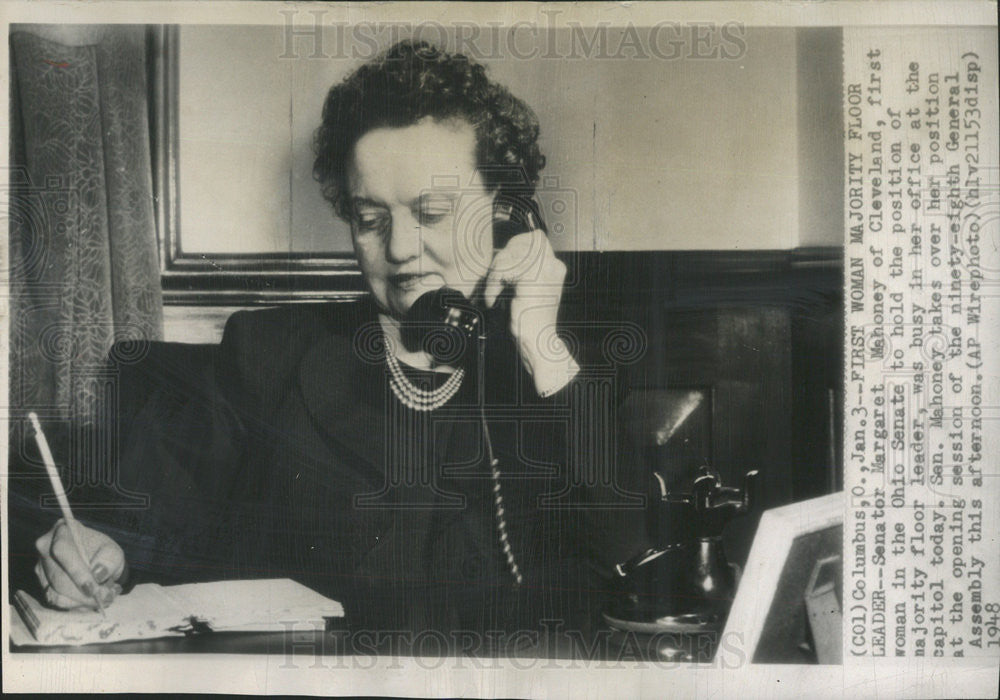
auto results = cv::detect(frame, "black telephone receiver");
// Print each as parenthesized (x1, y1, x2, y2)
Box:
(400, 193, 546, 365)
(398, 194, 545, 589)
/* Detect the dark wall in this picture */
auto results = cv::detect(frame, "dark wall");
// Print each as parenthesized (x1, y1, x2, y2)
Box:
(558, 248, 843, 559)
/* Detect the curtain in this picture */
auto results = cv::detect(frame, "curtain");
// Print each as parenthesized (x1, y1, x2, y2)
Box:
(8, 27, 163, 461)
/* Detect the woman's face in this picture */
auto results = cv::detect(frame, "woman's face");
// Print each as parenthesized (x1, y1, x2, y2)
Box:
(347, 118, 495, 319)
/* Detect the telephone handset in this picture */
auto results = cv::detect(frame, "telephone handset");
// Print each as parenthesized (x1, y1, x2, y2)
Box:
(396, 194, 545, 589)
(400, 194, 546, 365)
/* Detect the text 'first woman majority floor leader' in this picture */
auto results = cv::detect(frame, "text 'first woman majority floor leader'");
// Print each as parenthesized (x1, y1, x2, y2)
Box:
(28, 40, 654, 639)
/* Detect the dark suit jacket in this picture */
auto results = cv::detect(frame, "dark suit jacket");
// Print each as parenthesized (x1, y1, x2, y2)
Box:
(80, 299, 653, 634)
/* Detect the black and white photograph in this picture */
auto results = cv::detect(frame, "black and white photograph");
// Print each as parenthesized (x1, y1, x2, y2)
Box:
(2, 2, 997, 697)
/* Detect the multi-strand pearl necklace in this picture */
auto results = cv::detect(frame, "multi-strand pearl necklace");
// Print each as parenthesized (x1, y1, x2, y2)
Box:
(385, 349, 465, 411)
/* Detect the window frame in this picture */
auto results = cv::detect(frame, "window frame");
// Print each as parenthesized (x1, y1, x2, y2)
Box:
(149, 25, 365, 306)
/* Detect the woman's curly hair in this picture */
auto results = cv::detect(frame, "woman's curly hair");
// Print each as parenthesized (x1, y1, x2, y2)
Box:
(313, 40, 546, 220)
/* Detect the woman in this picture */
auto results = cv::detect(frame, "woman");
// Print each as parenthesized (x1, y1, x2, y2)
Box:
(33, 40, 651, 643)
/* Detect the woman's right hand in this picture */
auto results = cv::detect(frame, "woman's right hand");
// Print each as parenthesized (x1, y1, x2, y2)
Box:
(35, 519, 126, 610)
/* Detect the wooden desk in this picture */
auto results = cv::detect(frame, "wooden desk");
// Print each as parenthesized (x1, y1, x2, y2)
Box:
(12, 625, 719, 662)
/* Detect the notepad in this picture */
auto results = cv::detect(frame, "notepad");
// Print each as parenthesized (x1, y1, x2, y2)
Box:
(9, 578, 344, 646)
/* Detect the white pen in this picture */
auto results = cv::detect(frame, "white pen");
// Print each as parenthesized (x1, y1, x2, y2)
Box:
(28, 412, 106, 617)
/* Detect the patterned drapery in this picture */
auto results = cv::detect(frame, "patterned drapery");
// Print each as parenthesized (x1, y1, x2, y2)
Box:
(8, 27, 163, 449)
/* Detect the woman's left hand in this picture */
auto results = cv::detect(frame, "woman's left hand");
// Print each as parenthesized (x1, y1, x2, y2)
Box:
(483, 229, 579, 396)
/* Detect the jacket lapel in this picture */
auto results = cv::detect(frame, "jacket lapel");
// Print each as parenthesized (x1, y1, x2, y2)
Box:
(296, 301, 389, 478)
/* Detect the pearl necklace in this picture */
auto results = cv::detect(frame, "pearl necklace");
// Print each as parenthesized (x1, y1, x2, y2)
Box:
(385, 350, 465, 411)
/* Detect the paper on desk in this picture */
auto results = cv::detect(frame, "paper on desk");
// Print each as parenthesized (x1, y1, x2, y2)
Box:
(160, 578, 345, 631)
(10, 583, 188, 646)
(10, 578, 344, 646)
